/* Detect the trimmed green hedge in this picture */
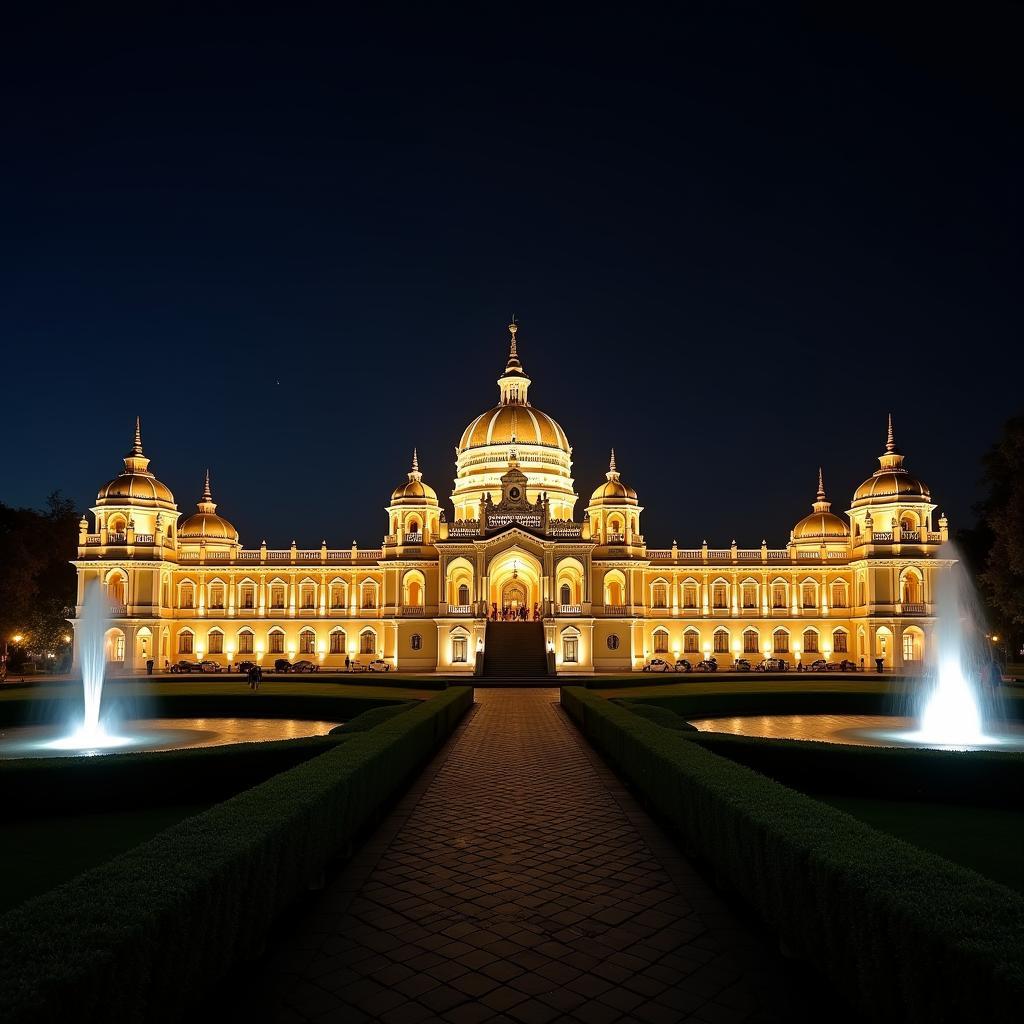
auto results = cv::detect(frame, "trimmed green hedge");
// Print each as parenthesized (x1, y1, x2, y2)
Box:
(329, 700, 418, 734)
(0, 686, 472, 1023)
(562, 686, 1024, 1023)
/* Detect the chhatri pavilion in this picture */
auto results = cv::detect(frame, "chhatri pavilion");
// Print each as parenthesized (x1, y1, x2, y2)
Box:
(73, 322, 949, 675)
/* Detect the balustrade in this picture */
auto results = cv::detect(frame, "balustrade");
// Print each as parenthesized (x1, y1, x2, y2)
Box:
(447, 604, 473, 616)
(604, 605, 630, 616)
(901, 602, 927, 615)
(646, 549, 671, 558)
(134, 533, 155, 544)
(402, 533, 423, 545)
(606, 533, 626, 544)
(108, 532, 127, 544)
(107, 603, 127, 616)
(556, 604, 582, 615)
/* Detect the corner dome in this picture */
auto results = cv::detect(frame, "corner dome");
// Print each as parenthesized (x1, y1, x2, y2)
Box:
(96, 418, 176, 509)
(792, 469, 849, 541)
(590, 450, 638, 504)
(851, 416, 930, 507)
(178, 471, 239, 543)
(390, 450, 438, 504)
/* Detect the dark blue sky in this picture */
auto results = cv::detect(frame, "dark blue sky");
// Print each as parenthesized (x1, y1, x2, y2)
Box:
(2, 5, 1021, 547)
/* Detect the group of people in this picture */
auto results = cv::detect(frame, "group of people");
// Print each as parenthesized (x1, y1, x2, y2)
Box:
(490, 602, 541, 621)
(246, 664, 263, 689)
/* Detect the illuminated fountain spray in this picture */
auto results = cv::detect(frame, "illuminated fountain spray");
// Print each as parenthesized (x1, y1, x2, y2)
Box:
(911, 543, 996, 747)
(50, 580, 128, 750)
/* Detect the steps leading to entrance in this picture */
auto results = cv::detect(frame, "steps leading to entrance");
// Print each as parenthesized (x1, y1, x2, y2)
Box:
(482, 622, 549, 678)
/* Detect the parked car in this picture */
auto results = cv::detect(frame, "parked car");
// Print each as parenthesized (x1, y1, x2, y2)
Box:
(274, 659, 293, 673)
(235, 660, 257, 674)
(809, 659, 829, 672)
(368, 659, 392, 673)
(169, 659, 199, 673)
(732, 658, 752, 672)
(674, 659, 692, 673)
(833, 659, 857, 672)
(196, 660, 221, 673)
(757, 658, 789, 672)
(348, 660, 367, 672)
(643, 658, 674, 673)
(695, 657, 718, 672)
(291, 660, 320, 673)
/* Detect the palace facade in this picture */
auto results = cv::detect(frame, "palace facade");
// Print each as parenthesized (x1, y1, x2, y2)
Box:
(73, 322, 950, 675)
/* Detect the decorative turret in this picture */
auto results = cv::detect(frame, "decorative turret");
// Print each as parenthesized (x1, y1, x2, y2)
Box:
(497, 319, 532, 405)
(387, 449, 440, 545)
(792, 468, 850, 543)
(586, 449, 644, 544)
(178, 470, 240, 545)
(96, 418, 176, 511)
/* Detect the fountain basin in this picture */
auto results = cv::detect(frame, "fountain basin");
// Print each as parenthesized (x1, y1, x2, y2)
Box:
(688, 713, 1024, 751)
(0, 717, 341, 759)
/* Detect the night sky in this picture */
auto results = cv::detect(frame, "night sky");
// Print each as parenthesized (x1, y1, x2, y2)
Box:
(2, 5, 1021, 549)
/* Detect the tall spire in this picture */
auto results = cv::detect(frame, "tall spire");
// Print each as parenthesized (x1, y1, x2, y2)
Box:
(132, 416, 144, 456)
(817, 466, 825, 502)
(123, 416, 152, 474)
(198, 469, 217, 513)
(607, 448, 619, 480)
(812, 467, 831, 513)
(408, 448, 422, 483)
(886, 413, 897, 453)
(876, 412, 907, 473)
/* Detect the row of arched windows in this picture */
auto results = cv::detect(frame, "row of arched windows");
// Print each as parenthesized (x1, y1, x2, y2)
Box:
(649, 626, 850, 656)
(176, 626, 379, 656)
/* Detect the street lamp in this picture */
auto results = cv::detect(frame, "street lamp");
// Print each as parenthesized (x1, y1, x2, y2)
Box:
(794, 641, 801, 668)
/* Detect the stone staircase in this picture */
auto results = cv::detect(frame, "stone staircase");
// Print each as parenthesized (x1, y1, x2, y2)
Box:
(481, 622, 549, 678)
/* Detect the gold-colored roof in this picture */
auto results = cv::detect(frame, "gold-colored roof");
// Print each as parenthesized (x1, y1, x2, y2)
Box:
(589, 449, 637, 503)
(390, 450, 438, 504)
(851, 416, 930, 507)
(96, 418, 176, 508)
(177, 471, 239, 543)
(793, 468, 849, 540)
(459, 404, 569, 451)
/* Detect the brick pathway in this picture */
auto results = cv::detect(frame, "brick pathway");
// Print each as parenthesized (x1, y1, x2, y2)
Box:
(260, 689, 787, 1023)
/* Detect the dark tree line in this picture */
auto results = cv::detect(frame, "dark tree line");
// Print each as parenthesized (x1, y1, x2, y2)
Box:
(0, 492, 79, 669)
(958, 415, 1024, 659)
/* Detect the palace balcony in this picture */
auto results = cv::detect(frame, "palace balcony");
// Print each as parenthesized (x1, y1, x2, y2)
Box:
(555, 604, 582, 616)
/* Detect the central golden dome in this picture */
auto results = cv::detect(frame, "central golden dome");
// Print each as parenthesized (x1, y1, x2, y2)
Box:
(452, 322, 577, 521)
(178, 471, 239, 544)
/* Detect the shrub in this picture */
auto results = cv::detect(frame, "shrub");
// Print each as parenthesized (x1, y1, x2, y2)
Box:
(0, 686, 473, 1023)
(330, 700, 417, 734)
(562, 686, 1024, 1023)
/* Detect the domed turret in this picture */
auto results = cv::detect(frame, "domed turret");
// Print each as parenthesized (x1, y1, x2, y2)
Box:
(589, 450, 638, 504)
(96, 418, 176, 510)
(792, 469, 849, 542)
(452, 321, 577, 521)
(391, 449, 438, 504)
(178, 470, 239, 544)
(851, 415, 930, 507)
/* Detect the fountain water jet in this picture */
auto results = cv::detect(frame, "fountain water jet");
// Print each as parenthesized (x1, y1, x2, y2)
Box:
(47, 580, 129, 750)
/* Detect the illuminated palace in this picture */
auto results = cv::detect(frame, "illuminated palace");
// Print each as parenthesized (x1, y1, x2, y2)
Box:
(73, 323, 950, 675)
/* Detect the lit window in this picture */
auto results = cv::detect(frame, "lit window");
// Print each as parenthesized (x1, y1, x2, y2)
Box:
(240, 586, 255, 609)
(362, 585, 377, 609)
(743, 630, 759, 654)
(360, 631, 376, 655)
(833, 630, 848, 653)
(179, 632, 194, 654)
(741, 585, 757, 609)
(114, 634, 125, 661)
(683, 585, 698, 609)
(208, 631, 224, 654)
(654, 631, 668, 653)
(773, 630, 789, 654)
(300, 630, 316, 654)
(330, 631, 345, 653)
(714, 630, 729, 654)
(832, 584, 847, 609)
(238, 631, 254, 654)
(652, 585, 667, 609)
(181, 585, 195, 609)
(210, 585, 225, 609)
(802, 584, 816, 609)
(300, 586, 315, 609)
(684, 631, 699, 654)
(772, 584, 786, 609)
(903, 633, 916, 661)
(712, 584, 728, 609)
(564, 637, 578, 663)
(271, 586, 285, 609)
(269, 632, 284, 654)
(452, 637, 467, 663)
(803, 630, 818, 653)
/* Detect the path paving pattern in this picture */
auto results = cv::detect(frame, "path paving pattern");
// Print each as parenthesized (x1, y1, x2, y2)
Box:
(267, 689, 776, 1023)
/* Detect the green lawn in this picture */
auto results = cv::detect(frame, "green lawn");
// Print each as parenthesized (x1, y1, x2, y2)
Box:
(0, 802, 211, 913)
(821, 795, 1024, 894)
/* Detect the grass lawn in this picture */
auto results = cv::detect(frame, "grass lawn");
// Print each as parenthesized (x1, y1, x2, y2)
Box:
(0, 802, 211, 913)
(593, 678, 905, 699)
(821, 795, 1024, 894)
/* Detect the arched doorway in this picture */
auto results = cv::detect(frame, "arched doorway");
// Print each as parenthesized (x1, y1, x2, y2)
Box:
(502, 580, 528, 613)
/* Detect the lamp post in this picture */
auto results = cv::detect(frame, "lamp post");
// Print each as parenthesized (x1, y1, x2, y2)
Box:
(793, 641, 801, 669)
(732, 639, 740, 667)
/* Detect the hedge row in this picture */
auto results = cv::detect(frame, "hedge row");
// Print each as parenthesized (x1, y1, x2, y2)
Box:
(562, 686, 1024, 1023)
(0, 686, 473, 1023)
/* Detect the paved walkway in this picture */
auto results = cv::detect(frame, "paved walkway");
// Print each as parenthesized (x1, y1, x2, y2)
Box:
(259, 689, 790, 1023)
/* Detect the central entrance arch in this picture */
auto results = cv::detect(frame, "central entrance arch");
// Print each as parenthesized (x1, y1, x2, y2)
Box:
(502, 581, 528, 613)
(487, 547, 543, 617)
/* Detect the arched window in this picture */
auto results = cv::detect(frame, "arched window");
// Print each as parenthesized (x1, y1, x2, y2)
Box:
(179, 582, 195, 610)
(299, 629, 316, 654)
(360, 630, 376, 655)
(802, 629, 819, 654)
(683, 629, 700, 654)
(239, 582, 255, 609)
(208, 629, 224, 654)
(268, 629, 285, 655)
(209, 582, 225, 609)
(329, 628, 346, 654)
(901, 571, 922, 605)
(178, 629, 194, 654)
(712, 582, 728, 609)
(652, 583, 668, 609)
(330, 582, 347, 609)
(560, 583, 572, 606)
(713, 628, 729, 654)
(238, 629, 254, 654)
(270, 584, 286, 609)
(741, 582, 757, 609)
(833, 629, 848, 654)
(299, 582, 316, 610)
(653, 628, 669, 653)
(361, 581, 378, 609)
(771, 581, 787, 609)
(802, 582, 817, 609)
(773, 629, 789, 654)
(682, 581, 698, 609)
(457, 584, 470, 606)
(743, 628, 759, 654)
(831, 582, 848, 609)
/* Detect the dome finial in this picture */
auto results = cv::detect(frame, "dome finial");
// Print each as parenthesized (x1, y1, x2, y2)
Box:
(203, 468, 212, 502)
(412, 447, 419, 473)
(132, 416, 144, 456)
(817, 466, 825, 502)
(508, 315, 518, 359)
(610, 448, 617, 473)
(886, 413, 897, 453)
(197, 469, 217, 514)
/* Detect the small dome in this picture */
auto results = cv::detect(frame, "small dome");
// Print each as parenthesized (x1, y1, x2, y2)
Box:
(390, 450, 438, 504)
(177, 471, 239, 544)
(852, 416, 930, 508)
(96, 419, 176, 509)
(589, 450, 638, 503)
(792, 469, 849, 541)
(459, 403, 569, 452)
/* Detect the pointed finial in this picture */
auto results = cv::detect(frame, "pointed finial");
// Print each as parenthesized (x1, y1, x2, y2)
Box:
(610, 448, 617, 473)
(508, 318, 518, 359)
(817, 466, 825, 501)
(202, 469, 212, 502)
(886, 413, 896, 453)
(412, 447, 419, 473)
(132, 416, 144, 456)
